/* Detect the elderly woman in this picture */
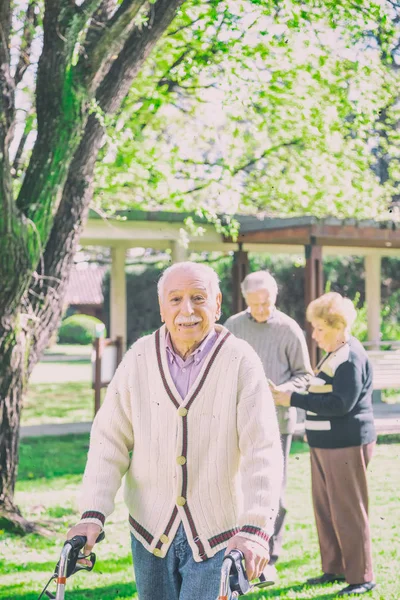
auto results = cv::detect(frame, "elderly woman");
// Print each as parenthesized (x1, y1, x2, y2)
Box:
(272, 292, 376, 597)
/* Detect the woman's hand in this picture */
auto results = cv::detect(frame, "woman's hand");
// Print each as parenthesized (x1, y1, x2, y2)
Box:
(272, 390, 292, 407)
(268, 381, 292, 407)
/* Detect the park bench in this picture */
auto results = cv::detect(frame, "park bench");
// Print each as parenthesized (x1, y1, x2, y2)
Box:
(363, 342, 400, 402)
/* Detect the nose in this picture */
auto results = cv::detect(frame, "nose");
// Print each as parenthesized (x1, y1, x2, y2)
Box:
(180, 297, 194, 315)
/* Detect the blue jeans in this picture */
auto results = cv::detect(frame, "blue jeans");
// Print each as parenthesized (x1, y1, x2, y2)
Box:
(131, 522, 225, 600)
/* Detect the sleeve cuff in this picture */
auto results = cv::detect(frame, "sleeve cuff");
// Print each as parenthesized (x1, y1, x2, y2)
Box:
(79, 510, 105, 530)
(237, 525, 270, 552)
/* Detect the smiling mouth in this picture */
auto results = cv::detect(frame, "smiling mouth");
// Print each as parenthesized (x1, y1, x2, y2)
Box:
(177, 322, 201, 328)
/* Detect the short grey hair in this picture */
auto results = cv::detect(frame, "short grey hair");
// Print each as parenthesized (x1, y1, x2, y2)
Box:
(241, 270, 278, 300)
(157, 261, 221, 300)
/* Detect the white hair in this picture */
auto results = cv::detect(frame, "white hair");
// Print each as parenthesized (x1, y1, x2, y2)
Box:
(241, 270, 278, 300)
(157, 261, 221, 300)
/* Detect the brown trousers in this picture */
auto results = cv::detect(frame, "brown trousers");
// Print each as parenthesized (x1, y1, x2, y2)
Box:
(310, 443, 375, 584)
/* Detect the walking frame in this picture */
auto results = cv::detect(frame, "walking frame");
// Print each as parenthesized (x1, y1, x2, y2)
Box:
(217, 549, 275, 599)
(37, 534, 274, 599)
(37, 531, 105, 600)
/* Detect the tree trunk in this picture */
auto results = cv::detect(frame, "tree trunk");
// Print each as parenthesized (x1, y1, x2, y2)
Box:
(0, 0, 186, 522)
(0, 318, 31, 531)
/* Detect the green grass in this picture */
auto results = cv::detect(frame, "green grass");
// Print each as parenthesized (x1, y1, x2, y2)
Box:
(30, 361, 91, 385)
(22, 383, 94, 426)
(0, 436, 399, 599)
(44, 344, 92, 357)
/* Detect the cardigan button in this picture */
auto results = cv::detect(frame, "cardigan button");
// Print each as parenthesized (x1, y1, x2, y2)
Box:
(176, 456, 187, 465)
(177, 496, 186, 506)
(153, 548, 163, 557)
(160, 534, 169, 544)
(178, 407, 188, 417)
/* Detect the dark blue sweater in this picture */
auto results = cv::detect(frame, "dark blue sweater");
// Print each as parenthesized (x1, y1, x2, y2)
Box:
(291, 336, 376, 449)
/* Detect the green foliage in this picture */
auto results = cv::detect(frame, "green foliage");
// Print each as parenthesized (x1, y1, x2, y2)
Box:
(94, 0, 399, 220)
(58, 314, 106, 345)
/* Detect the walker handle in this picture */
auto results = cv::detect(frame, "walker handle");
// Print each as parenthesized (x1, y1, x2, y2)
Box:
(56, 531, 105, 579)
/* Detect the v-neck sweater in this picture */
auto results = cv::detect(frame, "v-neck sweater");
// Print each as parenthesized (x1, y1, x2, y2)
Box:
(79, 324, 283, 562)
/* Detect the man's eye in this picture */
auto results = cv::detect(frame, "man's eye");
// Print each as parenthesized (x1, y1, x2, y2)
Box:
(194, 296, 205, 302)
(171, 297, 181, 303)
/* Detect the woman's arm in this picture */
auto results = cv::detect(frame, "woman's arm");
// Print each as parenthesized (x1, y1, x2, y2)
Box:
(290, 360, 364, 417)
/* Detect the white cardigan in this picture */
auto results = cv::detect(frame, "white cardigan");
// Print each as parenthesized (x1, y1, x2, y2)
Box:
(79, 325, 283, 562)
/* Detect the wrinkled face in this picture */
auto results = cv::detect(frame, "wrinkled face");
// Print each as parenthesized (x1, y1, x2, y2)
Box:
(311, 318, 345, 353)
(245, 289, 276, 323)
(159, 267, 222, 348)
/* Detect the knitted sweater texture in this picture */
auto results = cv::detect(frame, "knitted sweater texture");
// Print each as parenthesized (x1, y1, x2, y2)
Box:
(79, 325, 283, 562)
(224, 310, 313, 434)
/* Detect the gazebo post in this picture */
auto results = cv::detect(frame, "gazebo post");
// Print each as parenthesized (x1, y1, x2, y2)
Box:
(171, 240, 189, 263)
(110, 245, 127, 351)
(304, 240, 324, 368)
(365, 255, 381, 349)
(232, 243, 249, 314)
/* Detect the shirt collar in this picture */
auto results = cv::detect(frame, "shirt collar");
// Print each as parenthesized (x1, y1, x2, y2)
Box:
(166, 328, 217, 363)
(246, 306, 276, 324)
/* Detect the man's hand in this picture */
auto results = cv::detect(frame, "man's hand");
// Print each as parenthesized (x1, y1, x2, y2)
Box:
(66, 522, 102, 567)
(225, 535, 270, 581)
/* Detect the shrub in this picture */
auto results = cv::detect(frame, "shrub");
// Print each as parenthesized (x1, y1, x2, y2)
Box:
(58, 314, 106, 345)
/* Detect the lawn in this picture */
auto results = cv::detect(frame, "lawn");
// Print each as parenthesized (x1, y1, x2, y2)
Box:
(22, 383, 94, 426)
(43, 344, 93, 358)
(0, 437, 398, 600)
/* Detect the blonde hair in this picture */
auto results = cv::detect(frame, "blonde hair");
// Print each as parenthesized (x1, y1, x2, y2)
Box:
(306, 292, 357, 331)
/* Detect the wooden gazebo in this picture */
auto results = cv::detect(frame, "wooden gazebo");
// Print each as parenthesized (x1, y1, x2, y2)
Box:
(80, 210, 400, 365)
(227, 215, 400, 364)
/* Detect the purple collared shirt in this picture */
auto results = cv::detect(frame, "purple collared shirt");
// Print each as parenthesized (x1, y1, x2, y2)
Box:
(166, 328, 219, 400)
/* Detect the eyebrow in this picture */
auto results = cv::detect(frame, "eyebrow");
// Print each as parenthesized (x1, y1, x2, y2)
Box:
(167, 287, 208, 295)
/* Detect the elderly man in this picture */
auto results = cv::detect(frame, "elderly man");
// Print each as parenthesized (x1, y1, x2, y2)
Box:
(67, 261, 282, 600)
(225, 270, 312, 577)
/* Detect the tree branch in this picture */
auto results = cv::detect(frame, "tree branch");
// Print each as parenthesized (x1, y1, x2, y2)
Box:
(14, 2, 39, 87)
(80, 0, 146, 93)
(167, 15, 203, 37)
(12, 110, 35, 174)
(96, 0, 186, 113)
(0, 0, 14, 132)
(28, 0, 185, 364)
(0, 0, 15, 236)
(231, 140, 303, 176)
(177, 140, 304, 196)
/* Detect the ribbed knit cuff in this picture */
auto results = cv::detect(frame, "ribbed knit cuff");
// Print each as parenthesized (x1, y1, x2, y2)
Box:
(237, 525, 270, 552)
(79, 510, 105, 530)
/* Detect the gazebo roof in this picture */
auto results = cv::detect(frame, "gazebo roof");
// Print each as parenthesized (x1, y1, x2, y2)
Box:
(82, 210, 400, 254)
(231, 215, 400, 249)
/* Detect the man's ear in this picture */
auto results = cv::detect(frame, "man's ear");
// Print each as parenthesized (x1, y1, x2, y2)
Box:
(215, 292, 222, 320)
